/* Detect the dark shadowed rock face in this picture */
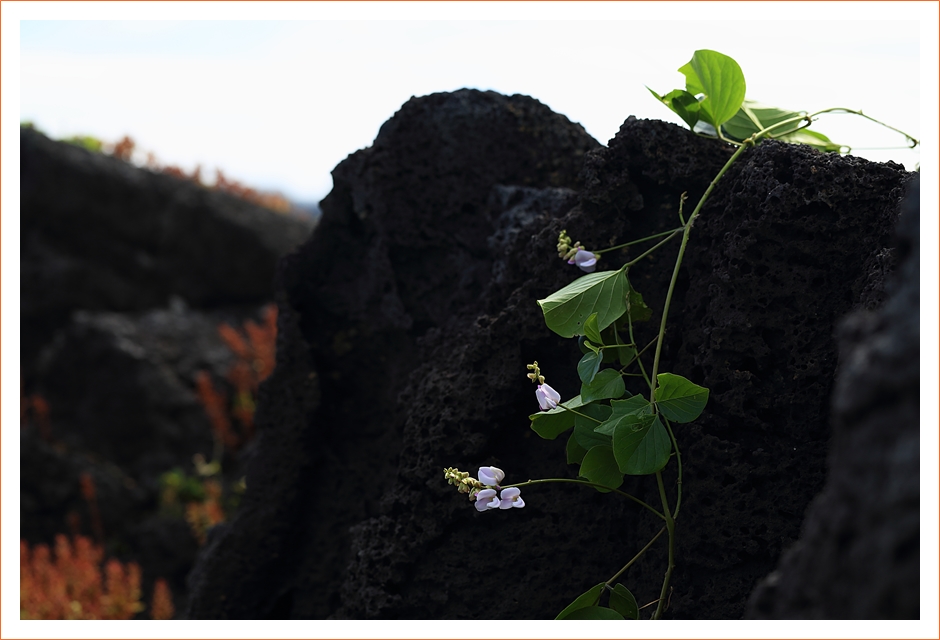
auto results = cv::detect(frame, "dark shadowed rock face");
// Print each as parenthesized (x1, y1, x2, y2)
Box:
(21, 302, 271, 618)
(20, 126, 314, 369)
(33, 305, 234, 485)
(184, 88, 599, 618)
(185, 92, 914, 619)
(746, 177, 920, 619)
(20, 129, 315, 618)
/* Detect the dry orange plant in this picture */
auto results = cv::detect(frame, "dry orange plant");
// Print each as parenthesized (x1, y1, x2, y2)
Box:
(20, 534, 173, 620)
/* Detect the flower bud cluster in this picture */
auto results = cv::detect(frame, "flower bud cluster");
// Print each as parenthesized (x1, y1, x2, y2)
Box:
(556, 229, 576, 259)
(526, 361, 545, 385)
(556, 230, 600, 273)
(443, 466, 525, 511)
(527, 361, 560, 411)
(443, 467, 484, 494)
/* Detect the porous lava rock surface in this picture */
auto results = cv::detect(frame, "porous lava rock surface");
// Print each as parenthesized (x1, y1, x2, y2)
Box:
(185, 89, 916, 619)
(746, 177, 920, 619)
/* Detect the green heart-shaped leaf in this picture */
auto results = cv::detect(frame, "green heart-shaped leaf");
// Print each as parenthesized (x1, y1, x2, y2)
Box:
(561, 606, 624, 620)
(595, 411, 654, 438)
(555, 583, 604, 619)
(578, 445, 624, 492)
(580, 368, 625, 404)
(681, 50, 746, 128)
(538, 270, 628, 339)
(595, 396, 653, 436)
(654, 373, 709, 423)
(627, 283, 652, 323)
(613, 415, 671, 476)
(566, 432, 589, 465)
(778, 128, 844, 152)
(609, 584, 639, 620)
(577, 350, 603, 385)
(530, 395, 587, 440)
(573, 403, 612, 450)
(584, 312, 604, 346)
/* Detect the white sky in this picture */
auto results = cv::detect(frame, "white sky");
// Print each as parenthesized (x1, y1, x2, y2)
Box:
(3, 2, 939, 639)
(13, 13, 928, 203)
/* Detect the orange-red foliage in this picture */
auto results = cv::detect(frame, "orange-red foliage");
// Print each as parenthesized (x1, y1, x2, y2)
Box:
(78, 473, 105, 544)
(150, 578, 175, 620)
(78, 473, 96, 502)
(196, 304, 278, 453)
(183, 480, 226, 545)
(243, 304, 278, 382)
(21, 381, 52, 442)
(20, 534, 145, 620)
(214, 169, 292, 213)
(100, 134, 292, 213)
(110, 136, 135, 162)
(194, 370, 237, 452)
(160, 164, 202, 183)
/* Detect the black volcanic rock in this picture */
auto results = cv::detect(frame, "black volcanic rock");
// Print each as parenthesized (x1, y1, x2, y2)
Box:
(32, 304, 237, 486)
(20, 126, 315, 619)
(745, 177, 920, 619)
(21, 301, 275, 617)
(20, 126, 314, 369)
(185, 90, 915, 620)
(185, 88, 600, 618)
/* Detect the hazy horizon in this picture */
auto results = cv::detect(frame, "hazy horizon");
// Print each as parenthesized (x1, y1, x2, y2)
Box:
(18, 16, 925, 204)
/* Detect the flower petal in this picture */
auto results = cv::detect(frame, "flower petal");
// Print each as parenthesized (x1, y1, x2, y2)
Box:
(478, 467, 505, 486)
(536, 379, 562, 411)
(573, 250, 598, 273)
(474, 488, 498, 511)
(535, 387, 552, 411)
(499, 487, 523, 509)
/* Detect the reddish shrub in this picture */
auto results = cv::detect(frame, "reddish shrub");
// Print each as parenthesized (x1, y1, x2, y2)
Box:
(20, 534, 146, 620)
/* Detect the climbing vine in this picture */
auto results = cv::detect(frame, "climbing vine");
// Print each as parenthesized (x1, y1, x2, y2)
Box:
(444, 49, 918, 619)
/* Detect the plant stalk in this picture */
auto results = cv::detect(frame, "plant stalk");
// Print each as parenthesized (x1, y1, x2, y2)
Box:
(504, 478, 665, 521)
(647, 141, 751, 404)
(607, 526, 667, 585)
(652, 471, 676, 620)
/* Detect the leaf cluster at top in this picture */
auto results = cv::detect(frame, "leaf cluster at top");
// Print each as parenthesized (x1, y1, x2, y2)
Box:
(648, 49, 842, 152)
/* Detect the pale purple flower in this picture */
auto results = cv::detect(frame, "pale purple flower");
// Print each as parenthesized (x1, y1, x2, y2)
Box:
(478, 466, 505, 487)
(499, 487, 525, 509)
(474, 488, 500, 511)
(569, 249, 598, 273)
(535, 383, 561, 411)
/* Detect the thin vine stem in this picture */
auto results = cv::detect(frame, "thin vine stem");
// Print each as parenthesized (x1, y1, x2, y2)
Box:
(503, 478, 665, 521)
(652, 472, 676, 620)
(625, 229, 683, 267)
(647, 141, 752, 404)
(643, 137, 752, 621)
(595, 227, 684, 255)
(625, 307, 652, 388)
(617, 336, 657, 376)
(558, 404, 601, 423)
(662, 415, 682, 520)
(600, 342, 636, 349)
(808, 107, 919, 147)
(541, 99, 916, 622)
(606, 526, 667, 585)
